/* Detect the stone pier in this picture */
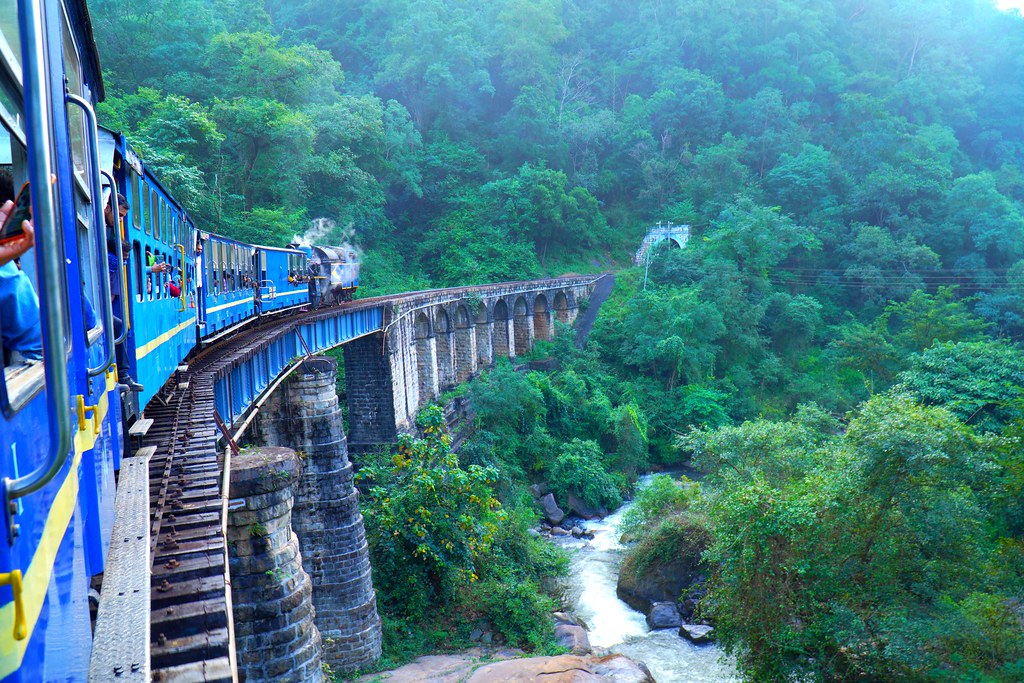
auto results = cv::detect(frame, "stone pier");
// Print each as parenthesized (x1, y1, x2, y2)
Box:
(254, 357, 383, 673)
(226, 447, 323, 682)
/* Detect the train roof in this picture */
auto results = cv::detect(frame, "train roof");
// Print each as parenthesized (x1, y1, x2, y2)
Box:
(258, 244, 306, 255)
(311, 245, 358, 261)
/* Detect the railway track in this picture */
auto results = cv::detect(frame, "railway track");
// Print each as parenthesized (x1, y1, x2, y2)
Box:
(132, 276, 601, 680)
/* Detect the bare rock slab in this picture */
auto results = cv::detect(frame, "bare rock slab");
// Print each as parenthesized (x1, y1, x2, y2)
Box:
(467, 654, 653, 683)
(679, 624, 715, 644)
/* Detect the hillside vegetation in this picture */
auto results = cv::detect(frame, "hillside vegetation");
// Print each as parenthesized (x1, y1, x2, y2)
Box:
(93, 1, 1024, 679)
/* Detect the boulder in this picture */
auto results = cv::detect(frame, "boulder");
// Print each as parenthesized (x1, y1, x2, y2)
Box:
(571, 527, 585, 538)
(540, 493, 566, 525)
(616, 515, 711, 616)
(679, 624, 714, 644)
(467, 654, 653, 683)
(591, 655, 655, 683)
(646, 601, 682, 629)
(550, 527, 571, 537)
(678, 579, 708, 622)
(554, 623, 591, 655)
(566, 492, 606, 520)
(552, 612, 584, 627)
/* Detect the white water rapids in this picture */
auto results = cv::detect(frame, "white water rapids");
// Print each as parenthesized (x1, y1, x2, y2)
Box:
(555, 493, 740, 683)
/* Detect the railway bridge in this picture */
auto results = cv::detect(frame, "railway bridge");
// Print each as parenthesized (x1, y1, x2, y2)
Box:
(89, 275, 605, 683)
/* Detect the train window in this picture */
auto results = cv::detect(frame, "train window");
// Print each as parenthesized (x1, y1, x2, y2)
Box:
(207, 241, 214, 296)
(212, 242, 220, 295)
(260, 251, 267, 284)
(0, 1, 21, 76)
(150, 187, 159, 237)
(74, 199, 101, 348)
(133, 241, 142, 301)
(161, 202, 169, 244)
(61, 8, 88, 193)
(130, 170, 141, 229)
(0, 109, 46, 411)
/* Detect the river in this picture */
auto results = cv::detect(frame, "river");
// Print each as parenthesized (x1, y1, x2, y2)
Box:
(555, 495, 740, 683)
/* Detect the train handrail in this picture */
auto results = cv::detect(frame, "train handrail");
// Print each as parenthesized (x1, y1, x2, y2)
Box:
(3, 0, 73, 543)
(101, 170, 128, 344)
(67, 94, 115, 378)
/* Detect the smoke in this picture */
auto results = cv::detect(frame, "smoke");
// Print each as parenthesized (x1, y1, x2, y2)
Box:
(293, 217, 363, 258)
(293, 217, 335, 248)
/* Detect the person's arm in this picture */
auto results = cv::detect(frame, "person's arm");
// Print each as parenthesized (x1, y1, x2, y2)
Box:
(0, 200, 34, 267)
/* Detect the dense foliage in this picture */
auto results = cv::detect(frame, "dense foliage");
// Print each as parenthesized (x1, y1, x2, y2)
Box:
(686, 393, 1024, 681)
(89, 0, 1024, 678)
(93, 0, 1024, 297)
(357, 407, 567, 661)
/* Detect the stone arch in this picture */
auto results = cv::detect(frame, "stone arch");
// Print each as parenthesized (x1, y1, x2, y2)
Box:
(454, 304, 475, 383)
(415, 312, 436, 406)
(553, 291, 570, 324)
(492, 299, 510, 358)
(474, 301, 492, 368)
(533, 294, 551, 342)
(415, 311, 433, 339)
(434, 308, 455, 390)
(512, 296, 530, 356)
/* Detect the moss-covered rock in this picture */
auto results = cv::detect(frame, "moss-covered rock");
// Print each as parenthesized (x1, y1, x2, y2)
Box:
(616, 513, 711, 616)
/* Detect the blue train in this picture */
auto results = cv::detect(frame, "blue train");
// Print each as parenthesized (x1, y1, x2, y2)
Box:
(0, 2, 358, 680)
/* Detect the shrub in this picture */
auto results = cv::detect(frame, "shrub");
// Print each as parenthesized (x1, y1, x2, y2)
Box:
(358, 406, 506, 617)
(619, 474, 700, 540)
(547, 439, 622, 511)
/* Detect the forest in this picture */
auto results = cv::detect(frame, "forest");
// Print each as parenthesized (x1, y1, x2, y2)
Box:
(91, 0, 1024, 680)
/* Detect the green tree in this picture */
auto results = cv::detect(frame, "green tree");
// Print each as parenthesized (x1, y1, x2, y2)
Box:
(358, 406, 506, 616)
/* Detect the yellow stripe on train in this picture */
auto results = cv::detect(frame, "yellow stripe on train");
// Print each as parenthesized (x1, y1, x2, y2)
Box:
(0, 382, 112, 677)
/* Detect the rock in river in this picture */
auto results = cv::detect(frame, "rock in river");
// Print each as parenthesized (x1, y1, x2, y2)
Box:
(679, 623, 715, 644)
(554, 623, 592, 655)
(541, 493, 566, 525)
(646, 601, 682, 629)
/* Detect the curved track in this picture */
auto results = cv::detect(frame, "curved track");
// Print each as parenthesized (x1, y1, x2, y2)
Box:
(137, 276, 601, 680)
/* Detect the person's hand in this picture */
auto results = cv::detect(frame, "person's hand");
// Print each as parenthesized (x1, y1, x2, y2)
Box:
(150, 262, 170, 274)
(0, 200, 35, 267)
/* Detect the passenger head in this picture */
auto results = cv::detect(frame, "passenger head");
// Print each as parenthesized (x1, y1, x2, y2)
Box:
(0, 168, 14, 203)
(105, 192, 128, 229)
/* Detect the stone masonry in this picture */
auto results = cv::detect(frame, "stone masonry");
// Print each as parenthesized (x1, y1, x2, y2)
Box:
(371, 279, 596, 447)
(227, 447, 323, 683)
(343, 333, 399, 451)
(254, 357, 382, 674)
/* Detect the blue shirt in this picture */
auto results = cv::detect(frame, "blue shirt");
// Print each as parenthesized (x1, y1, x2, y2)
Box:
(0, 261, 42, 361)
